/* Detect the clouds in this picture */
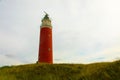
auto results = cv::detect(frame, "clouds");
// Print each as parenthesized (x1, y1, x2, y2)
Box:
(0, 0, 120, 66)
(0, 0, 40, 65)
(0, 54, 24, 66)
(53, 0, 120, 63)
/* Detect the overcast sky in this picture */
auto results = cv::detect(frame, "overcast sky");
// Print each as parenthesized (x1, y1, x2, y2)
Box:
(0, 0, 120, 66)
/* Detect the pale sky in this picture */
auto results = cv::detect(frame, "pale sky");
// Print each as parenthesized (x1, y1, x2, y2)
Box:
(0, 0, 120, 66)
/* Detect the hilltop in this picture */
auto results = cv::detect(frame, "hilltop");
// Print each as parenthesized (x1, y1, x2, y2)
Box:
(0, 60, 120, 80)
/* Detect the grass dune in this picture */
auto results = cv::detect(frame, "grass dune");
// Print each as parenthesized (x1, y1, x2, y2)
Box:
(0, 60, 120, 80)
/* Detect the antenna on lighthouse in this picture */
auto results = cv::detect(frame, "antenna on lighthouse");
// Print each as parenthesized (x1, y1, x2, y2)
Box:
(44, 11, 48, 16)
(42, 11, 50, 20)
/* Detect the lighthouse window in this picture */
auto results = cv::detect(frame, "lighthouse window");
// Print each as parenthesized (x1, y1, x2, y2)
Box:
(48, 34, 50, 37)
(48, 48, 50, 51)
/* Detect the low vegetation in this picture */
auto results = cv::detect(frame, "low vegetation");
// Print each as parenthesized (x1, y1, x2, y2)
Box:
(0, 60, 120, 80)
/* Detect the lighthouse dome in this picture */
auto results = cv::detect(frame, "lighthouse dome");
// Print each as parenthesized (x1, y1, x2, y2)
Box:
(41, 13, 52, 27)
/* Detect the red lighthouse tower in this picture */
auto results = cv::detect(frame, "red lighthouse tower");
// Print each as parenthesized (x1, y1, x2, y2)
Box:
(38, 13, 53, 63)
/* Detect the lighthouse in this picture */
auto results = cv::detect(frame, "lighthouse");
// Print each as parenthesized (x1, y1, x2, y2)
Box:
(38, 13, 53, 63)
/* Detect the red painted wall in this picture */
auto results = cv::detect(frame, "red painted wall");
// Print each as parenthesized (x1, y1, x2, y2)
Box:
(38, 27, 53, 63)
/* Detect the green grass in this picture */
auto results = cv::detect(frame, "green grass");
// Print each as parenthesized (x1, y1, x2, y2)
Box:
(0, 60, 120, 80)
